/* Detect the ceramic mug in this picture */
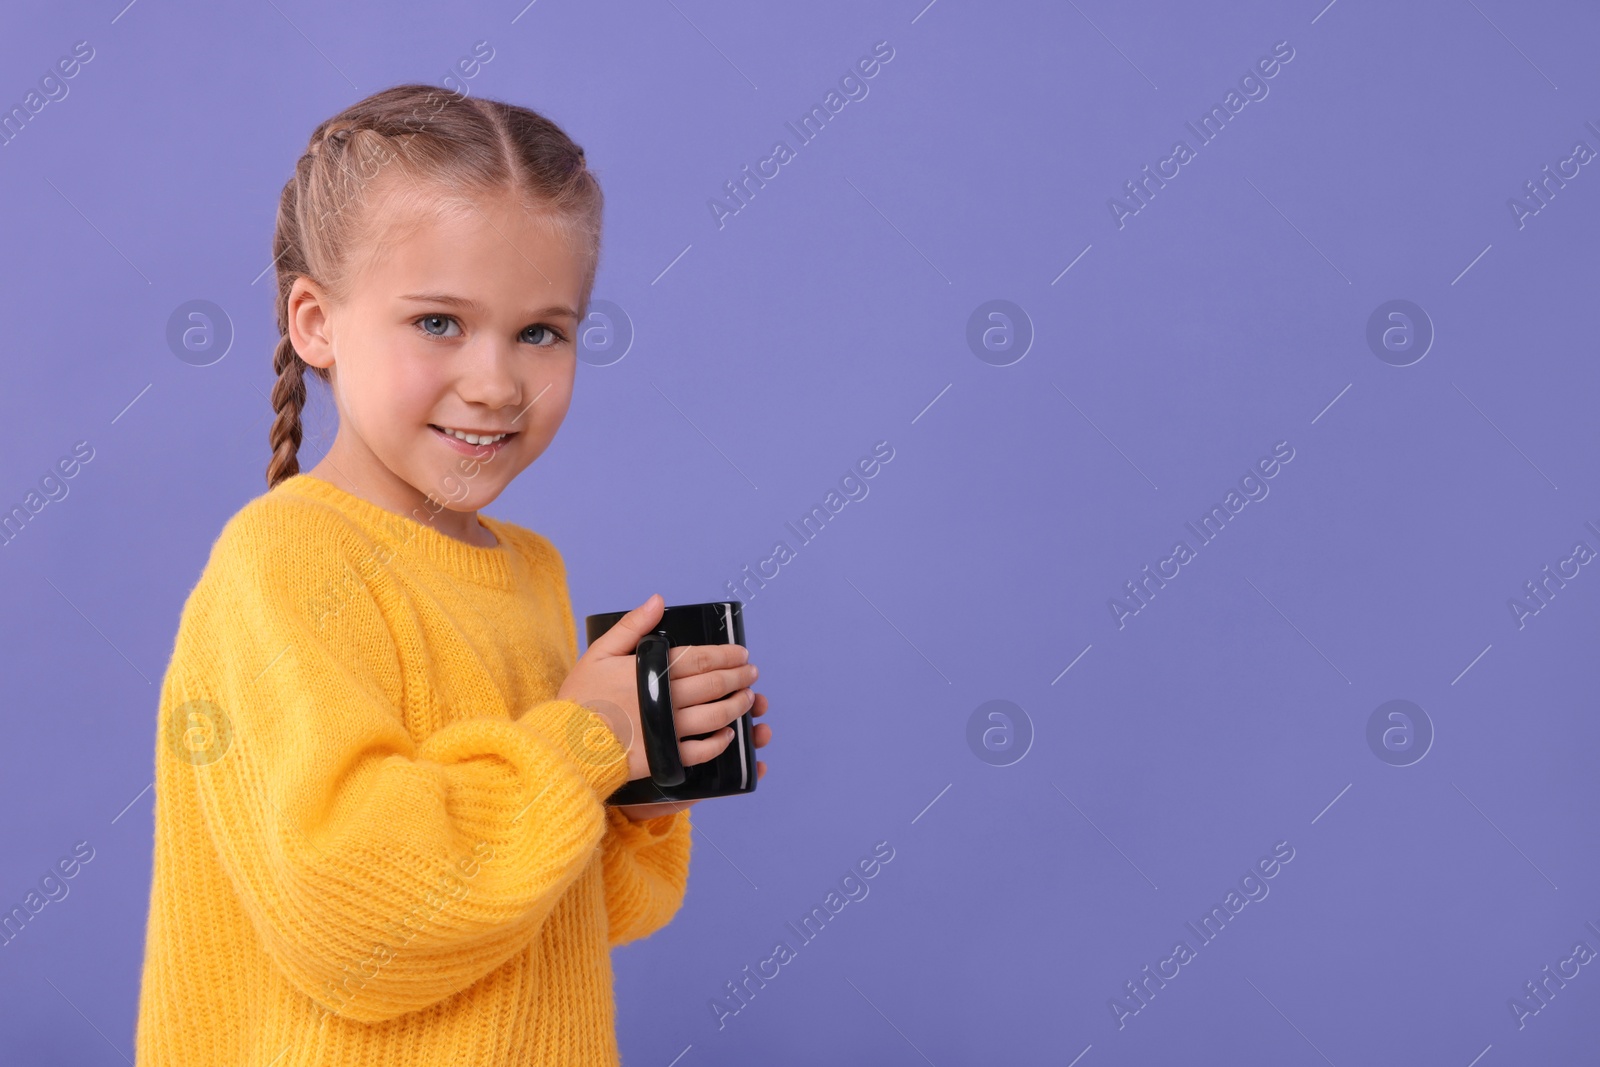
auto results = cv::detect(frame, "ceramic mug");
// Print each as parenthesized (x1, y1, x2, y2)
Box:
(583, 600, 758, 805)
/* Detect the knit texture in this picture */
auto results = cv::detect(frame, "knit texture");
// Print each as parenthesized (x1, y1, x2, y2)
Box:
(134, 473, 691, 1066)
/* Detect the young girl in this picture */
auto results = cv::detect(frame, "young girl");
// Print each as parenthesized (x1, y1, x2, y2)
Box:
(135, 84, 770, 1066)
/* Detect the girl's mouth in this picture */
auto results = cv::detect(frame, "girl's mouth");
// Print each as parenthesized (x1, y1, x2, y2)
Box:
(429, 424, 517, 456)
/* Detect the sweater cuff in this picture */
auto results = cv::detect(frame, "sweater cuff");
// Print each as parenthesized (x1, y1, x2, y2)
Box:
(608, 805, 689, 839)
(515, 699, 632, 803)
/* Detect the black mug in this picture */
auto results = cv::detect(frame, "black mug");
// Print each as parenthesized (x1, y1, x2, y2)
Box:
(584, 600, 758, 806)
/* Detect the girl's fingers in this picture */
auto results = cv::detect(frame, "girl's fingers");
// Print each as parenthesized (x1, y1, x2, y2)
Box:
(678, 725, 735, 766)
(673, 662, 758, 709)
(750, 692, 767, 716)
(664, 642, 749, 678)
(756, 760, 767, 780)
(676, 693, 768, 764)
(675, 687, 754, 738)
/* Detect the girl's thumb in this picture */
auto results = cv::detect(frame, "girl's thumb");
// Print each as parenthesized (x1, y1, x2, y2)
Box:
(590, 593, 664, 656)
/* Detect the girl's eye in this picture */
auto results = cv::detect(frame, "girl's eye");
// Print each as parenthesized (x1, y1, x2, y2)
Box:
(417, 314, 460, 338)
(414, 315, 568, 346)
(522, 324, 567, 347)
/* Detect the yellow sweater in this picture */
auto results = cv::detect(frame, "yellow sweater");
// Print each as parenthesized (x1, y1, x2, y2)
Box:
(135, 472, 691, 1066)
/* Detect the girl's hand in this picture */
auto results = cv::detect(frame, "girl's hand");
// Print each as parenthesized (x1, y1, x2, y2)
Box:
(616, 691, 770, 821)
(555, 593, 761, 786)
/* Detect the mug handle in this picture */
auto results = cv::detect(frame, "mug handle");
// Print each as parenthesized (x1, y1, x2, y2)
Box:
(635, 631, 687, 787)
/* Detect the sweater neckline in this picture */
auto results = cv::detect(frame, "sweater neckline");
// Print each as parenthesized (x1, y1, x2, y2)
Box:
(278, 472, 518, 589)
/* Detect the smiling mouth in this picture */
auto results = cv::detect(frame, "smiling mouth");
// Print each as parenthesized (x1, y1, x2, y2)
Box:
(429, 424, 519, 446)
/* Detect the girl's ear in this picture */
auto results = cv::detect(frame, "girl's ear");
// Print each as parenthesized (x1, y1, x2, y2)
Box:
(287, 276, 336, 370)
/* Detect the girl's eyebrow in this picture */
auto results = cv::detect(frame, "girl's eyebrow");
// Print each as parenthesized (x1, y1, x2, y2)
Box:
(399, 291, 579, 321)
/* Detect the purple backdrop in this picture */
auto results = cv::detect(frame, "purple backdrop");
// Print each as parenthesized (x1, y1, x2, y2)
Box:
(2, 1, 1598, 1063)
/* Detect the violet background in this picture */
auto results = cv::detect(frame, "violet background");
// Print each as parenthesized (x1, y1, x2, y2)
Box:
(2, 1, 1598, 1063)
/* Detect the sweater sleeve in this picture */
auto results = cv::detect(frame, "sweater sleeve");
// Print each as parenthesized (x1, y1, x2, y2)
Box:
(172, 506, 632, 1025)
(512, 531, 688, 947)
(600, 806, 692, 947)
(520, 529, 692, 946)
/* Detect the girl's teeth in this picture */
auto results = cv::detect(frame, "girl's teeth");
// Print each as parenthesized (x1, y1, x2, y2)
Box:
(438, 427, 508, 445)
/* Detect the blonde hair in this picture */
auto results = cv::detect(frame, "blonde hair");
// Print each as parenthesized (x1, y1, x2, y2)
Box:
(266, 84, 603, 489)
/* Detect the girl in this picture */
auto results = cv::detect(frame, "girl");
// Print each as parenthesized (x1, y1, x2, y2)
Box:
(134, 84, 771, 1066)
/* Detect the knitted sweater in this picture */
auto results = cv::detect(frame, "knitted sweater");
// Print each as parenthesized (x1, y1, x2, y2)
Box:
(134, 472, 691, 1066)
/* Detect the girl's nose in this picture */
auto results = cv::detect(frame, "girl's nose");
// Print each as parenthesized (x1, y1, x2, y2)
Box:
(456, 340, 522, 410)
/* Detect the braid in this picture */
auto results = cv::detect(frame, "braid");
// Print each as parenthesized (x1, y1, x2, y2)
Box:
(266, 334, 307, 490)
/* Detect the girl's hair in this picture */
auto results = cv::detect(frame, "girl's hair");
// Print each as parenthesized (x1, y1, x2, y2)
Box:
(266, 84, 604, 490)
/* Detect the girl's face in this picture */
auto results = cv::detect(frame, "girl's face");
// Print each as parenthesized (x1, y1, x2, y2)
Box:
(289, 184, 589, 537)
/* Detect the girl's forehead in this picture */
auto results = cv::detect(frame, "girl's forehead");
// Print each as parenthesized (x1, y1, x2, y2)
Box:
(367, 183, 526, 243)
(346, 186, 588, 295)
